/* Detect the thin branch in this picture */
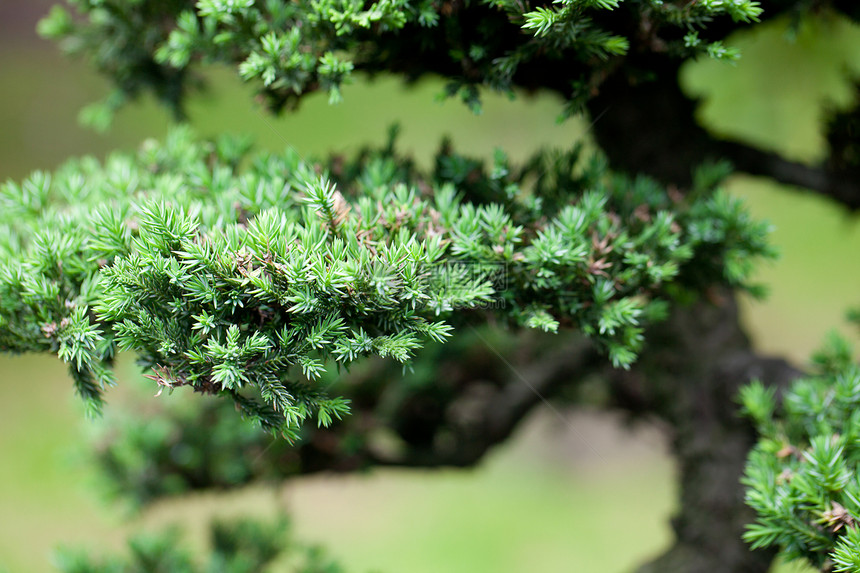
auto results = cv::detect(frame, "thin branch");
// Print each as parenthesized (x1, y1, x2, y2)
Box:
(367, 337, 600, 468)
(717, 140, 860, 211)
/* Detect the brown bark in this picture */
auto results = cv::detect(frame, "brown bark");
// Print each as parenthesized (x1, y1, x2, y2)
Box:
(287, 294, 802, 572)
(587, 60, 860, 211)
(280, 329, 602, 473)
(610, 293, 802, 573)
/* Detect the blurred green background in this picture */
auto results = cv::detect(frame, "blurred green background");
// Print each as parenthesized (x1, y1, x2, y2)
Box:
(0, 3, 858, 572)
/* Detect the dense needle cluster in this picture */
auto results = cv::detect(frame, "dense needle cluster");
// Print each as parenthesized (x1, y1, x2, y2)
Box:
(37, 0, 764, 123)
(742, 335, 860, 572)
(0, 126, 771, 436)
(54, 515, 345, 573)
(5, 0, 860, 570)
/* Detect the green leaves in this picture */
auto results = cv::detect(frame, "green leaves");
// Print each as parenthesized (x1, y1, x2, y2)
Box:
(54, 514, 345, 573)
(0, 128, 772, 432)
(699, 0, 763, 23)
(738, 380, 776, 427)
(43, 0, 773, 122)
(741, 337, 860, 570)
(522, 7, 561, 38)
(196, 0, 256, 20)
(833, 527, 860, 572)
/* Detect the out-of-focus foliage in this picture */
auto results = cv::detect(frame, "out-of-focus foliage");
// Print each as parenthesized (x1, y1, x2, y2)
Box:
(54, 515, 344, 573)
(37, 0, 765, 124)
(87, 321, 553, 507)
(92, 395, 294, 507)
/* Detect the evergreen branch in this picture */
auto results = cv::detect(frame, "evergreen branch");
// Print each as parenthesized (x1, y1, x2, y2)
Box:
(0, 128, 773, 433)
(35, 0, 813, 120)
(716, 138, 860, 212)
(741, 336, 860, 570)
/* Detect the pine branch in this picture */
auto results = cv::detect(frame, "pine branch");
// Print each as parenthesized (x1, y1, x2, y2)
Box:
(0, 128, 774, 432)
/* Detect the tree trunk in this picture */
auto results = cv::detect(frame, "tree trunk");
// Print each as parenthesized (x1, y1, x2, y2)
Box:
(611, 292, 801, 572)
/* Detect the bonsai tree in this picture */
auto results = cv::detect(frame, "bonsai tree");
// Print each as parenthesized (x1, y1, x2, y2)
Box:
(1, 0, 859, 571)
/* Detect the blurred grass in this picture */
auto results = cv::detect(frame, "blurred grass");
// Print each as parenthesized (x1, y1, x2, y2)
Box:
(134, 412, 675, 573)
(0, 353, 676, 573)
(681, 14, 860, 364)
(730, 177, 860, 364)
(0, 49, 586, 180)
(1, 7, 859, 573)
(281, 445, 672, 573)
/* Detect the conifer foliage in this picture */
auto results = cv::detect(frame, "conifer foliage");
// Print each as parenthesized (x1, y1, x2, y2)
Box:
(37, 0, 764, 121)
(742, 333, 860, 572)
(54, 516, 344, 573)
(0, 126, 771, 436)
(3, 0, 860, 571)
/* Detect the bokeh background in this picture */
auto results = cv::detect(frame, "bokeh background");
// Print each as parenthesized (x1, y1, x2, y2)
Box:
(1, 2, 859, 572)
